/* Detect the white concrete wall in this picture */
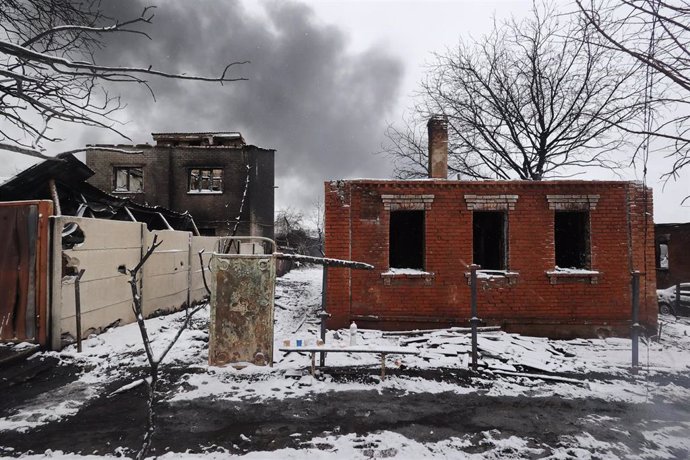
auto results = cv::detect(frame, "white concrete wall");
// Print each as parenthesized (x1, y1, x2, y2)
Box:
(52, 216, 219, 349)
(190, 236, 218, 304)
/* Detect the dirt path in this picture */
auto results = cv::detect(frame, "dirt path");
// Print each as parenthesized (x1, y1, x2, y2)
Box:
(2, 365, 689, 458)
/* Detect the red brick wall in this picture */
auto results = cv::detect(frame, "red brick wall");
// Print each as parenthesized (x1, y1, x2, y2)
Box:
(324, 180, 657, 338)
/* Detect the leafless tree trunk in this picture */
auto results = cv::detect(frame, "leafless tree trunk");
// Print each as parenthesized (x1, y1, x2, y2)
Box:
(127, 235, 208, 459)
(0, 0, 246, 157)
(577, 0, 690, 181)
(383, 1, 646, 180)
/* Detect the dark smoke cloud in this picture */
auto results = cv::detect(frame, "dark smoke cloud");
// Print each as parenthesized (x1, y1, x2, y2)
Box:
(82, 0, 404, 211)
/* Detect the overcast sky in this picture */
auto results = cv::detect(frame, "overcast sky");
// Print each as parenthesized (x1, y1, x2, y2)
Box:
(2, 0, 688, 222)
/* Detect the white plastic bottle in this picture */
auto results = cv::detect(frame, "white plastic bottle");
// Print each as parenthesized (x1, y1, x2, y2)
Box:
(349, 321, 358, 346)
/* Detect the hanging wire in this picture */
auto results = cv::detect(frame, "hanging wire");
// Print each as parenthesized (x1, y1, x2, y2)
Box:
(640, 0, 660, 385)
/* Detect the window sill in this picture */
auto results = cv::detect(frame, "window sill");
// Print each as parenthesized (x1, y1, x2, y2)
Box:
(112, 190, 143, 194)
(464, 270, 519, 287)
(381, 269, 434, 285)
(187, 191, 223, 195)
(546, 269, 600, 285)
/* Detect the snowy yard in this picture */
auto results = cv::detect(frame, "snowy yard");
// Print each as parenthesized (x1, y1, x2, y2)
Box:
(1, 266, 690, 459)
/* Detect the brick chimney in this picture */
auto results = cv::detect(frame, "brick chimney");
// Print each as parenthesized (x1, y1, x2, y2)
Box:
(427, 115, 448, 179)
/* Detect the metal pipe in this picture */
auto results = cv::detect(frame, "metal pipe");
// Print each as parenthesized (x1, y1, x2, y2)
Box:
(74, 269, 86, 353)
(676, 283, 681, 316)
(631, 270, 640, 373)
(470, 264, 480, 371)
(319, 267, 329, 367)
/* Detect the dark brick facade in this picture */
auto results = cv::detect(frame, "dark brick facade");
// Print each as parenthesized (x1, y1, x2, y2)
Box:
(324, 179, 657, 339)
(85, 133, 274, 238)
(656, 222, 690, 289)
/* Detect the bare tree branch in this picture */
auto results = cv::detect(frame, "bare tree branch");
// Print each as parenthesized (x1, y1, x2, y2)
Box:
(0, 0, 248, 153)
(576, 0, 690, 181)
(126, 234, 210, 459)
(383, 1, 645, 180)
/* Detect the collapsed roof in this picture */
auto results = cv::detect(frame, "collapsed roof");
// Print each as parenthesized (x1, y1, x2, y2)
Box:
(0, 154, 198, 233)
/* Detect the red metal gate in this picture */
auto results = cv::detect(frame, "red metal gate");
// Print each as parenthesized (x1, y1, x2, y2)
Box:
(0, 200, 52, 346)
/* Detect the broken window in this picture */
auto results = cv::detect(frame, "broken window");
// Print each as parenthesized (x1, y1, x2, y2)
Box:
(658, 243, 669, 269)
(473, 211, 506, 270)
(113, 167, 143, 192)
(554, 211, 590, 269)
(389, 210, 425, 269)
(189, 168, 223, 193)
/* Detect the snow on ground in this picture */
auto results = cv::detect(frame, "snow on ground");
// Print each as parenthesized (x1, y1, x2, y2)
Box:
(2, 266, 690, 458)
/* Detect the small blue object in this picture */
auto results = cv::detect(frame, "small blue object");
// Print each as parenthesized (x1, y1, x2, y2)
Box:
(296, 339, 303, 347)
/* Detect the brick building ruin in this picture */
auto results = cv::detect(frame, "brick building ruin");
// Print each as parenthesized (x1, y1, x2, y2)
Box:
(86, 132, 274, 238)
(324, 117, 657, 338)
(655, 222, 690, 289)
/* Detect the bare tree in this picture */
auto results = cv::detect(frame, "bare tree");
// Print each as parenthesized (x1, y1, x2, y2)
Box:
(126, 235, 209, 459)
(577, 0, 690, 180)
(384, 1, 645, 180)
(0, 0, 246, 159)
(309, 199, 325, 256)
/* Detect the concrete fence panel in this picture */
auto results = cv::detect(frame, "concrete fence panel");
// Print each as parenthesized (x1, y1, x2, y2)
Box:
(51, 216, 220, 349)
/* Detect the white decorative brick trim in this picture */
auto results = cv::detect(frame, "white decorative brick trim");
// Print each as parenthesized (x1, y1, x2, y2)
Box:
(464, 194, 518, 211)
(546, 194, 599, 210)
(381, 194, 434, 211)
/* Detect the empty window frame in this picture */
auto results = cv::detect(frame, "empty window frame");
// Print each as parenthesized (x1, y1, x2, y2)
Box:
(189, 168, 223, 193)
(554, 211, 590, 269)
(658, 243, 669, 270)
(473, 211, 507, 270)
(389, 210, 425, 269)
(113, 167, 143, 192)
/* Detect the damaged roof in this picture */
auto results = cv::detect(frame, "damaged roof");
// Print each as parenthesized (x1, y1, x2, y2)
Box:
(0, 154, 197, 233)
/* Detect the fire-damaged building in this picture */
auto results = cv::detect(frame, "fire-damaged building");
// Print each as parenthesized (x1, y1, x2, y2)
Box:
(324, 117, 657, 338)
(655, 222, 690, 289)
(85, 131, 274, 238)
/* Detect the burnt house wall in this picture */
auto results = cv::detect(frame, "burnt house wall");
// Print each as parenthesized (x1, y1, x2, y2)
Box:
(324, 180, 657, 339)
(86, 142, 274, 238)
(656, 222, 690, 289)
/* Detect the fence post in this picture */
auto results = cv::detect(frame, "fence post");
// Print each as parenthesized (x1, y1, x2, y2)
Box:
(676, 283, 681, 316)
(74, 269, 86, 353)
(470, 264, 480, 371)
(319, 267, 330, 367)
(631, 270, 640, 374)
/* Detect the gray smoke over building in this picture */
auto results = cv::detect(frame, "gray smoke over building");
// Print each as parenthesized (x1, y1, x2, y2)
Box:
(78, 0, 404, 212)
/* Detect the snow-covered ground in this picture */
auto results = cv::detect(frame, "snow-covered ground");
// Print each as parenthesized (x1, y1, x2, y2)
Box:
(2, 266, 690, 459)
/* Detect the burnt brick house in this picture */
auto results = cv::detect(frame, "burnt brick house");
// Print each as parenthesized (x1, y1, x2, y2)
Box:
(655, 222, 690, 289)
(324, 117, 657, 338)
(86, 132, 274, 238)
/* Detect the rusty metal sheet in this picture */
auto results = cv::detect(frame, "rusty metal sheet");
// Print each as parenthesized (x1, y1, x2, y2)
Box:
(208, 254, 275, 367)
(0, 201, 51, 345)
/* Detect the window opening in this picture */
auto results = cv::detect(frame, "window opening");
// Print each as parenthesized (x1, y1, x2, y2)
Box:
(473, 211, 506, 270)
(658, 243, 669, 269)
(555, 211, 590, 269)
(189, 168, 223, 192)
(114, 167, 143, 192)
(389, 210, 424, 269)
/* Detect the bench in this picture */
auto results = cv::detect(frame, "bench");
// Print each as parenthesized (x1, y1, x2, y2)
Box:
(279, 345, 420, 379)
